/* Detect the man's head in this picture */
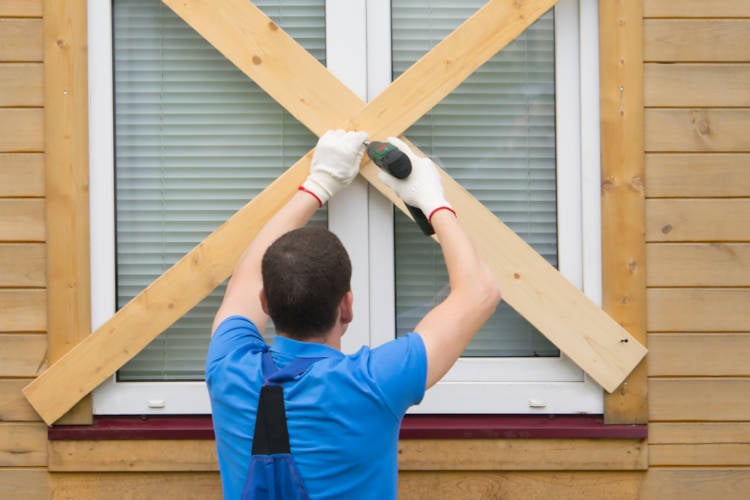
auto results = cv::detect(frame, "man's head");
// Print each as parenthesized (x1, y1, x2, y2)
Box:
(261, 226, 352, 340)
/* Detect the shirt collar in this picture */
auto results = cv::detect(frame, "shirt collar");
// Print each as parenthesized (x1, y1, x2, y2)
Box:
(271, 334, 345, 360)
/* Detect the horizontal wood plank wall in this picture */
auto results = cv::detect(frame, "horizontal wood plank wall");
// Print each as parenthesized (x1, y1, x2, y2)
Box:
(644, 1, 750, 492)
(0, 2, 49, 500)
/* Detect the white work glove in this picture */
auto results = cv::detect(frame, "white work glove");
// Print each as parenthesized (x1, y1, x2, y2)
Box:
(300, 129, 369, 206)
(377, 137, 454, 221)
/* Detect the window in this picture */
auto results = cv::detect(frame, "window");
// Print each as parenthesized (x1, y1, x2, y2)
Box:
(90, 0, 603, 415)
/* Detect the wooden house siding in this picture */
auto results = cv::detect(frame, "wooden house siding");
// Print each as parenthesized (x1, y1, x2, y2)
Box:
(1, 0, 749, 498)
(0, 1, 50, 498)
(643, 0, 750, 498)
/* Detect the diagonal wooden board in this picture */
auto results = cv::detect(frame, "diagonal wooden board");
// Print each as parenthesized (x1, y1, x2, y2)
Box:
(24, 0, 646, 425)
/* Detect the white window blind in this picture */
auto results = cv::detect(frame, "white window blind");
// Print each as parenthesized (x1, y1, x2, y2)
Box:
(113, 0, 326, 381)
(391, 1, 559, 357)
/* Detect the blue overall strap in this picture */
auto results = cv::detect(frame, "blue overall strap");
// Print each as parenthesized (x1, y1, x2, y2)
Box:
(251, 351, 323, 456)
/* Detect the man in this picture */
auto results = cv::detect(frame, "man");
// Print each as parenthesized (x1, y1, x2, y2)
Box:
(207, 129, 501, 499)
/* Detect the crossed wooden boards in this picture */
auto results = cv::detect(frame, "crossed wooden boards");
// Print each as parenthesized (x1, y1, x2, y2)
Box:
(24, 0, 647, 425)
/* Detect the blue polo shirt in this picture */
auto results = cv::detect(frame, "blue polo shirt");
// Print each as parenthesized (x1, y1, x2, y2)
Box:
(206, 316, 427, 500)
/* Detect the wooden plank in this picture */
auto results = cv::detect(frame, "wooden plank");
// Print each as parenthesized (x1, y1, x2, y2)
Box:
(0, 469, 48, 500)
(44, 0, 92, 425)
(645, 109, 750, 152)
(644, 0, 750, 18)
(49, 440, 218, 472)
(645, 153, 750, 198)
(649, 333, 750, 376)
(650, 422, 750, 444)
(0, 1, 43, 17)
(0, 333, 47, 376)
(645, 63, 750, 107)
(0, 153, 44, 197)
(399, 439, 647, 471)
(647, 243, 750, 286)
(23, 0, 641, 423)
(599, 0, 647, 424)
(167, 0, 644, 389)
(0, 199, 45, 241)
(0, 63, 43, 106)
(646, 199, 750, 242)
(0, 423, 47, 466)
(0, 379, 40, 421)
(641, 469, 750, 500)
(644, 20, 750, 62)
(648, 289, 750, 332)
(0, 19, 42, 61)
(650, 443, 750, 467)
(0, 243, 45, 286)
(650, 378, 750, 421)
(0, 289, 46, 331)
(50, 472, 222, 500)
(399, 471, 643, 500)
(0, 108, 44, 152)
(47, 438, 646, 472)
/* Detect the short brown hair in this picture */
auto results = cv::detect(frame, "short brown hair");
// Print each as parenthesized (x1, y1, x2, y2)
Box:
(261, 227, 352, 340)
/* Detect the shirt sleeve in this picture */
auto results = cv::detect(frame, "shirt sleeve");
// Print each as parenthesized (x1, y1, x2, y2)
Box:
(366, 333, 427, 418)
(206, 315, 265, 375)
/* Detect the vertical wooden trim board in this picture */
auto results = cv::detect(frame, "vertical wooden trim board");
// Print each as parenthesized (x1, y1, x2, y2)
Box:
(43, 0, 92, 424)
(599, 0, 648, 424)
(24, 0, 646, 425)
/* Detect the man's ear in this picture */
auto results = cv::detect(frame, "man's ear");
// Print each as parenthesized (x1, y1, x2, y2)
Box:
(259, 288, 270, 315)
(339, 290, 353, 325)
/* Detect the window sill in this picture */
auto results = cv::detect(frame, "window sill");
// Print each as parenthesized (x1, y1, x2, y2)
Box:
(48, 414, 646, 440)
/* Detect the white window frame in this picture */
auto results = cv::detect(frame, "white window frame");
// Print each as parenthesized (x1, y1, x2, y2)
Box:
(90, 0, 602, 415)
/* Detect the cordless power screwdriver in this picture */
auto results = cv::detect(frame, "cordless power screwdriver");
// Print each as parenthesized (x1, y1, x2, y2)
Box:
(366, 141, 434, 236)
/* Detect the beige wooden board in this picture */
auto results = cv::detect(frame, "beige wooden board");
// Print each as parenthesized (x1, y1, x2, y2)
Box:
(0, 1, 42, 17)
(0, 243, 45, 286)
(399, 471, 643, 500)
(171, 0, 644, 389)
(44, 0, 92, 424)
(0, 289, 46, 331)
(645, 109, 750, 152)
(398, 439, 646, 471)
(0, 469, 48, 500)
(650, 378, 750, 421)
(645, 63, 750, 107)
(0, 379, 40, 421)
(646, 199, 750, 242)
(50, 472, 221, 500)
(645, 0, 750, 18)
(599, 0, 647, 424)
(647, 243, 750, 287)
(49, 440, 218, 472)
(0, 19, 42, 61)
(0, 333, 47, 376)
(650, 443, 750, 467)
(645, 153, 750, 198)
(650, 422, 750, 444)
(0, 108, 43, 152)
(640, 469, 750, 500)
(644, 20, 750, 62)
(0, 422, 47, 466)
(0, 153, 44, 197)
(648, 288, 750, 332)
(0, 199, 45, 241)
(47, 437, 646, 472)
(0, 63, 42, 105)
(649, 333, 750, 376)
(25, 0, 647, 422)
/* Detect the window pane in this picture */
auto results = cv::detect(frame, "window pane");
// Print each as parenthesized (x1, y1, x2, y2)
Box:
(113, 0, 326, 381)
(392, 1, 559, 357)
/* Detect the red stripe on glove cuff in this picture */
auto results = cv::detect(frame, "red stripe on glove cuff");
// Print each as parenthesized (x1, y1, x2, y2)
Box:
(428, 206, 457, 223)
(298, 185, 324, 207)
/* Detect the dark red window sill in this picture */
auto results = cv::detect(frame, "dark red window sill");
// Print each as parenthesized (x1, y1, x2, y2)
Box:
(48, 414, 646, 441)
